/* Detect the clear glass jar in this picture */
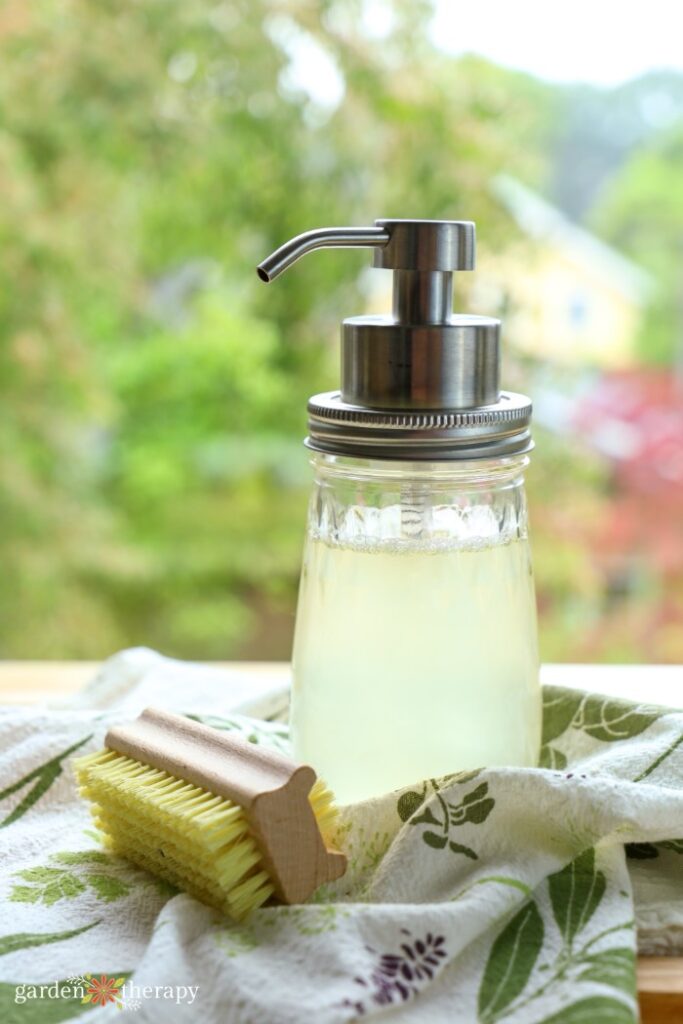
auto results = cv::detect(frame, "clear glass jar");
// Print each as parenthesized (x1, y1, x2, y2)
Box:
(290, 452, 541, 804)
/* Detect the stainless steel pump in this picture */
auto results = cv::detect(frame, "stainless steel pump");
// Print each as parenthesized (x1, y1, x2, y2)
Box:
(257, 220, 532, 460)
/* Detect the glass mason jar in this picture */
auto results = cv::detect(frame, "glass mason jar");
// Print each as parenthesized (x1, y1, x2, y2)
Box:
(290, 452, 541, 804)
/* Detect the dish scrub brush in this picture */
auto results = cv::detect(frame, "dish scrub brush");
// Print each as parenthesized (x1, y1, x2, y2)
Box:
(74, 707, 346, 920)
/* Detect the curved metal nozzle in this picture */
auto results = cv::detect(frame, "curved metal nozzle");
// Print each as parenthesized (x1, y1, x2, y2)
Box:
(257, 226, 390, 283)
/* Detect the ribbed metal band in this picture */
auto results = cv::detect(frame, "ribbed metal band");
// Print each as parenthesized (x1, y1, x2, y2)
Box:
(306, 390, 533, 460)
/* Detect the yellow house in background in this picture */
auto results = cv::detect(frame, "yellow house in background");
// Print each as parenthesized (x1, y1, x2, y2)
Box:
(472, 176, 654, 369)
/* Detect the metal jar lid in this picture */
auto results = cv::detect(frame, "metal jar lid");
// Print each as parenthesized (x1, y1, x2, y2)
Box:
(258, 220, 532, 460)
(306, 390, 532, 461)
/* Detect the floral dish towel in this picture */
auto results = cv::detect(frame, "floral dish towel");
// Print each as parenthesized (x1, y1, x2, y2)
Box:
(1, 648, 682, 1023)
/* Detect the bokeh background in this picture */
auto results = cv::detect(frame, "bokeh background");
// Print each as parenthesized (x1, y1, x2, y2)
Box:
(1, 0, 682, 663)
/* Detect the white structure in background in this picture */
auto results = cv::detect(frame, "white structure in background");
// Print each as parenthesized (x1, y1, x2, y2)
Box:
(360, 177, 654, 371)
(480, 175, 654, 369)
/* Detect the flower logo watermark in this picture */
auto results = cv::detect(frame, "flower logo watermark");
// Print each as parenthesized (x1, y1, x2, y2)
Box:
(14, 975, 199, 1011)
(83, 974, 125, 1008)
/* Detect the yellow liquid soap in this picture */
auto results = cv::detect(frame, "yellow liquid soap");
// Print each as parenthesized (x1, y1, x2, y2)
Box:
(291, 536, 541, 804)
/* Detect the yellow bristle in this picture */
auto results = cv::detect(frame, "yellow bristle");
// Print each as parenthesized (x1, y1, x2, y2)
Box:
(308, 778, 339, 844)
(73, 747, 340, 920)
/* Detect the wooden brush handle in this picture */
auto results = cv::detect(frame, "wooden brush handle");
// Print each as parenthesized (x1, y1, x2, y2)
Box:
(106, 707, 302, 810)
(105, 707, 346, 904)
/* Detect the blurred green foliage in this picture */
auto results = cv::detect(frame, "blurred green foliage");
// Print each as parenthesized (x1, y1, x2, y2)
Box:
(0, 0, 680, 661)
(590, 128, 683, 365)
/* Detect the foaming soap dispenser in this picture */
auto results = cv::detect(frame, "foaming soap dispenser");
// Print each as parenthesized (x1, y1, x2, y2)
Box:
(258, 220, 541, 804)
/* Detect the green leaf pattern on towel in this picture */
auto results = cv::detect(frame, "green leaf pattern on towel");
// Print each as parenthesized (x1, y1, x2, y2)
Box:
(0, 920, 100, 957)
(542, 690, 586, 746)
(0, 735, 93, 828)
(478, 900, 544, 1022)
(185, 712, 291, 755)
(548, 849, 606, 948)
(539, 745, 568, 770)
(574, 701, 662, 743)
(9, 849, 170, 907)
(577, 948, 635, 994)
(537, 995, 636, 1023)
(476, 847, 635, 1023)
(398, 774, 494, 861)
(626, 838, 683, 860)
(540, 687, 668, 769)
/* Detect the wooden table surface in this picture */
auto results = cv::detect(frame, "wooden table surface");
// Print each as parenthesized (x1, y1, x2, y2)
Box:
(1, 660, 682, 1022)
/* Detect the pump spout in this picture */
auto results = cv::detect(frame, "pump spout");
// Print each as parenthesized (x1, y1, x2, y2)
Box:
(256, 217, 531, 458)
(257, 226, 390, 283)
